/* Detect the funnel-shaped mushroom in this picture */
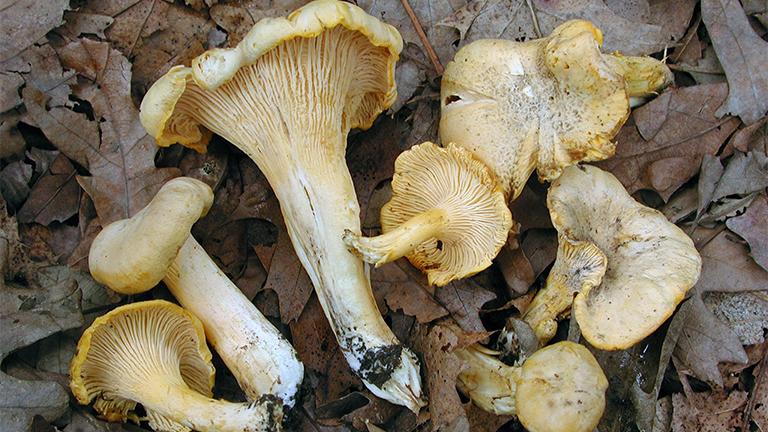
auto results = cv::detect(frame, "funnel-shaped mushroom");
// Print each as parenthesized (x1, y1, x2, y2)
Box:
(139, 0, 423, 410)
(89, 177, 303, 408)
(343, 142, 513, 286)
(523, 165, 702, 350)
(456, 341, 607, 432)
(70, 300, 282, 432)
(440, 20, 673, 199)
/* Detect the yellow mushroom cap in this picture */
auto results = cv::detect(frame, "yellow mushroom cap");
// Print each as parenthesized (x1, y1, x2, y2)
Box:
(70, 300, 214, 430)
(139, 0, 403, 155)
(439, 19, 630, 199)
(88, 177, 214, 295)
(380, 142, 513, 286)
(549, 165, 702, 350)
(516, 341, 608, 432)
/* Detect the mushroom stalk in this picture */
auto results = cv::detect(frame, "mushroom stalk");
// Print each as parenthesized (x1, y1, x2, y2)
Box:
(343, 208, 448, 266)
(132, 376, 278, 432)
(456, 345, 520, 415)
(522, 237, 607, 344)
(165, 236, 304, 405)
(263, 147, 423, 411)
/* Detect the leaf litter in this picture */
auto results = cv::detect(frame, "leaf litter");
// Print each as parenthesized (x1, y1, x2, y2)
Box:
(1, 0, 767, 431)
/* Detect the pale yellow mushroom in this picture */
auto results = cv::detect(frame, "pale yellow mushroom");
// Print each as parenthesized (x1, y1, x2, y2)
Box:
(139, 0, 423, 410)
(89, 177, 304, 408)
(70, 300, 282, 432)
(523, 165, 702, 350)
(456, 341, 607, 432)
(440, 20, 673, 200)
(343, 142, 513, 286)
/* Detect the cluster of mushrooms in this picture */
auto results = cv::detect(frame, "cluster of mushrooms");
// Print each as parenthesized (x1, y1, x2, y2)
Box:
(69, 1, 703, 431)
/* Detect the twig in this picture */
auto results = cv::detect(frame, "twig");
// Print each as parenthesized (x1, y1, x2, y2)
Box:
(668, 63, 724, 75)
(742, 346, 768, 430)
(399, 0, 444, 75)
(524, 0, 542, 38)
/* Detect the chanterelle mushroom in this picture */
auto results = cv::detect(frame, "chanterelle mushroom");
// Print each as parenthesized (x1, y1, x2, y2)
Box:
(456, 341, 607, 432)
(343, 142, 513, 286)
(70, 300, 282, 432)
(89, 177, 304, 408)
(139, 0, 423, 410)
(440, 19, 673, 200)
(523, 165, 702, 350)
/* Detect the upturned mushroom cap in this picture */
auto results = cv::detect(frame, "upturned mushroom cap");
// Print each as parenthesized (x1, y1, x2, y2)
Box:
(548, 165, 702, 350)
(440, 20, 671, 199)
(89, 177, 213, 294)
(70, 301, 214, 429)
(378, 142, 513, 286)
(516, 342, 608, 432)
(140, 0, 402, 156)
(70, 301, 283, 431)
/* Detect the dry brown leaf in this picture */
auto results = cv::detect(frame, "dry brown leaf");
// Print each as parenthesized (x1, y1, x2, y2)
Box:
(0, 160, 32, 210)
(599, 83, 741, 201)
(3, 43, 76, 106)
(60, 11, 115, 39)
(0, 111, 25, 159)
(209, 0, 307, 46)
(289, 293, 339, 374)
(671, 390, 747, 432)
(435, 279, 496, 333)
(0, 0, 68, 63)
(69, 46, 179, 224)
(496, 243, 535, 296)
(413, 322, 469, 432)
(702, 0, 768, 125)
(17, 154, 80, 225)
(0, 72, 24, 112)
(705, 292, 768, 345)
(696, 230, 768, 295)
(372, 263, 448, 324)
(727, 193, 768, 271)
(728, 117, 767, 154)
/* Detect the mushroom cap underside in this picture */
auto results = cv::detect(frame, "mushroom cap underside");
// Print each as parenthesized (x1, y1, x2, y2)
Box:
(381, 142, 513, 286)
(70, 300, 214, 426)
(548, 165, 702, 350)
(140, 0, 403, 152)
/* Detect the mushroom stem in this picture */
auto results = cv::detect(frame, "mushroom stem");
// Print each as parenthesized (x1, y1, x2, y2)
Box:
(522, 238, 607, 344)
(134, 376, 280, 432)
(270, 159, 424, 412)
(164, 236, 303, 406)
(343, 208, 449, 266)
(455, 345, 520, 415)
(605, 54, 673, 98)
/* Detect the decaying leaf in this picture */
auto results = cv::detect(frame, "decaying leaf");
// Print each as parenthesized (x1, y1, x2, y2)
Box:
(705, 291, 768, 345)
(599, 83, 741, 200)
(0, 0, 69, 62)
(209, 0, 307, 46)
(727, 193, 768, 271)
(671, 390, 747, 432)
(702, 0, 768, 124)
(17, 154, 80, 225)
(0, 266, 84, 431)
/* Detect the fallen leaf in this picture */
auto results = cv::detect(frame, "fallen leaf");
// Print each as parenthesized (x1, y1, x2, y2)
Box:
(0, 0, 69, 62)
(0, 71, 24, 111)
(17, 154, 80, 225)
(372, 263, 448, 324)
(727, 194, 768, 271)
(0, 160, 32, 210)
(728, 117, 767, 154)
(710, 152, 768, 202)
(59, 11, 114, 39)
(412, 322, 469, 432)
(696, 230, 768, 295)
(599, 83, 741, 200)
(435, 279, 496, 333)
(63, 411, 145, 432)
(705, 292, 768, 345)
(4, 43, 76, 106)
(702, 0, 768, 124)
(671, 390, 747, 432)
(0, 266, 84, 432)
(0, 111, 26, 159)
(209, 0, 307, 46)
(68, 45, 179, 224)
(496, 243, 535, 296)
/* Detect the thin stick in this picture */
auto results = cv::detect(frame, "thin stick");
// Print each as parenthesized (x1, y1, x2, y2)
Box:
(399, 0, 444, 75)
(525, 0, 542, 38)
